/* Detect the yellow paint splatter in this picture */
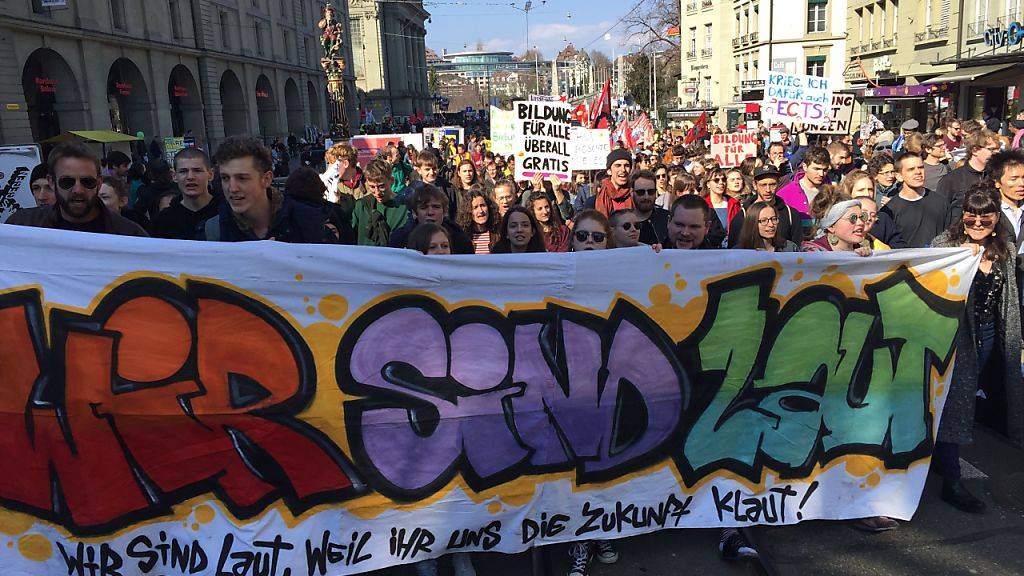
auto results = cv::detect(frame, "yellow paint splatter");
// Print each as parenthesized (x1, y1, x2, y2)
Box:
(791, 271, 804, 281)
(844, 455, 882, 477)
(934, 384, 945, 397)
(866, 473, 881, 487)
(949, 274, 960, 287)
(17, 534, 51, 562)
(0, 510, 35, 535)
(917, 269, 951, 299)
(6, 541, 12, 548)
(306, 306, 316, 315)
(646, 284, 706, 342)
(663, 263, 671, 270)
(191, 523, 200, 531)
(674, 278, 687, 291)
(194, 505, 215, 524)
(295, 274, 304, 281)
(486, 501, 502, 514)
(796, 258, 804, 265)
(649, 284, 672, 305)
(303, 296, 310, 303)
(318, 294, 349, 322)
(825, 265, 838, 272)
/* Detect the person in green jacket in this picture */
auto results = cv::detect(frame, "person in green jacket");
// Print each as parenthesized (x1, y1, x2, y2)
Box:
(386, 144, 414, 195)
(352, 158, 410, 246)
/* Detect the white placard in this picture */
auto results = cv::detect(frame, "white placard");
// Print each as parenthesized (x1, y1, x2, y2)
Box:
(0, 145, 42, 221)
(513, 100, 572, 181)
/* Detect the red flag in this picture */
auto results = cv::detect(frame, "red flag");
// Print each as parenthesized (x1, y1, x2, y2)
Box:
(589, 79, 611, 129)
(629, 113, 655, 147)
(572, 103, 589, 125)
(685, 112, 709, 145)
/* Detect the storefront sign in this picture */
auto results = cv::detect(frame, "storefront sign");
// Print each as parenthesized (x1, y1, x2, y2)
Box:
(5, 104, 20, 111)
(34, 77, 57, 94)
(984, 22, 1024, 47)
(863, 85, 933, 98)
(762, 73, 833, 125)
(172, 85, 189, 98)
(114, 82, 132, 96)
(741, 80, 765, 102)
(0, 226, 978, 575)
(256, 90, 270, 99)
(40, 0, 68, 6)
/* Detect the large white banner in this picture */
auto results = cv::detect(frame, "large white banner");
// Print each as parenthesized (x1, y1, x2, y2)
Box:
(0, 225, 976, 575)
(0, 145, 42, 221)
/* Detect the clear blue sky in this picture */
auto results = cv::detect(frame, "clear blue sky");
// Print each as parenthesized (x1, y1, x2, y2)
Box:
(422, 0, 634, 60)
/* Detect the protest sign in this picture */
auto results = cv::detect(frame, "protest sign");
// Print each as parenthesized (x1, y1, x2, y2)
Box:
(810, 93, 857, 135)
(423, 126, 464, 147)
(569, 127, 611, 170)
(0, 224, 976, 574)
(163, 137, 186, 164)
(0, 145, 41, 221)
(490, 106, 516, 156)
(513, 100, 572, 180)
(351, 133, 424, 167)
(762, 72, 834, 125)
(710, 132, 760, 167)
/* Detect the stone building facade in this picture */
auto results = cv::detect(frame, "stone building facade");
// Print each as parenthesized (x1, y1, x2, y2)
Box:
(0, 0, 358, 150)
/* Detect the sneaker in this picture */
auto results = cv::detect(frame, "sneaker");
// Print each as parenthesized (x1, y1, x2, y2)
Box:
(719, 528, 759, 561)
(594, 540, 619, 564)
(566, 542, 591, 576)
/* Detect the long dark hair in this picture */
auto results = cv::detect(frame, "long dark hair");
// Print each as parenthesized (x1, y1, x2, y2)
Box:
(492, 205, 547, 253)
(736, 201, 786, 250)
(457, 188, 499, 236)
(527, 190, 566, 231)
(946, 182, 1010, 262)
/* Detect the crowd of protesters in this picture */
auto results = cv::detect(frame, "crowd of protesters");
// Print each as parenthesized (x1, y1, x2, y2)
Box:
(7, 110, 1024, 576)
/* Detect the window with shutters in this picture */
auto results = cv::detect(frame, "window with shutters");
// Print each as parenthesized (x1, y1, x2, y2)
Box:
(806, 56, 825, 76)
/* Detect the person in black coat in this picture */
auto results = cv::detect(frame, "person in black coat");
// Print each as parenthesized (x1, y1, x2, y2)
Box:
(388, 181, 473, 253)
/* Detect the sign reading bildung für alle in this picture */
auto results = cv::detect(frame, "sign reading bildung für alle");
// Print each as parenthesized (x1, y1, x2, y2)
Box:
(514, 100, 572, 181)
(761, 73, 833, 127)
(710, 133, 760, 168)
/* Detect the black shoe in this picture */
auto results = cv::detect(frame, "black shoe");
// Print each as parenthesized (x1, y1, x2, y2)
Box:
(719, 528, 758, 561)
(941, 481, 986, 514)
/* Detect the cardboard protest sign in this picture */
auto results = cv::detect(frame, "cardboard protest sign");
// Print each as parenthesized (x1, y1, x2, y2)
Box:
(0, 224, 977, 575)
(351, 134, 424, 167)
(810, 93, 857, 135)
(490, 106, 516, 156)
(423, 126, 464, 147)
(0, 145, 41, 221)
(513, 100, 572, 180)
(711, 132, 760, 168)
(569, 127, 611, 171)
(762, 72, 834, 126)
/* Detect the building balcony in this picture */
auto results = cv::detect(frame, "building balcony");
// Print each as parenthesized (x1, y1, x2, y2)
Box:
(701, 0, 714, 9)
(733, 38, 741, 48)
(883, 35, 896, 47)
(701, 47, 713, 57)
(687, 49, 697, 59)
(997, 11, 1019, 27)
(687, 1, 698, 13)
(850, 44, 861, 55)
(965, 19, 988, 39)
(749, 32, 758, 43)
(915, 25, 949, 43)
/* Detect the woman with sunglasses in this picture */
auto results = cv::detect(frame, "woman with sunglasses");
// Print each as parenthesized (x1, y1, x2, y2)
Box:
(930, 185, 1023, 514)
(702, 167, 731, 236)
(609, 209, 641, 248)
(801, 198, 872, 256)
(569, 209, 612, 251)
(491, 205, 547, 254)
(653, 164, 671, 202)
(528, 191, 570, 252)
(734, 201, 799, 252)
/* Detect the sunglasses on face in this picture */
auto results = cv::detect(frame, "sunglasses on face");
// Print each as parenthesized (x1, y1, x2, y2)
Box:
(963, 213, 997, 228)
(634, 188, 657, 196)
(710, 177, 725, 183)
(845, 214, 869, 225)
(57, 176, 99, 190)
(574, 230, 606, 243)
(656, 173, 668, 179)
(617, 221, 640, 231)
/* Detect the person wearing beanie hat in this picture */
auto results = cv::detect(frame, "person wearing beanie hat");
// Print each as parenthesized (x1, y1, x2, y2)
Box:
(584, 149, 635, 216)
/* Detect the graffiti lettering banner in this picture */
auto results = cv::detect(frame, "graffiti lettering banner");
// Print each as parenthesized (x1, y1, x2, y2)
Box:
(0, 226, 976, 575)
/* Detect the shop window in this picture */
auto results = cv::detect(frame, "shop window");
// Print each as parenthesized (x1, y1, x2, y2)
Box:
(807, 0, 827, 33)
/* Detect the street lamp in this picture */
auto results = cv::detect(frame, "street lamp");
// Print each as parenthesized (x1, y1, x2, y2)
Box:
(510, 1, 544, 56)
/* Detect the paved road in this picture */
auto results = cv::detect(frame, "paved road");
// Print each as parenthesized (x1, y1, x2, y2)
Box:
(364, 427, 1023, 576)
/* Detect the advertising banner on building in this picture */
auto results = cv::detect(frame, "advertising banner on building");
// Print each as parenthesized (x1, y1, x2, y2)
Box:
(761, 72, 834, 126)
(0, 225, 976, 575)
(423, 126, 464, 147)
(710, 132, 760, 167)
(490, 106, 516, 156)
(513, 100, 572, 181)
(0, 145, 41, 221)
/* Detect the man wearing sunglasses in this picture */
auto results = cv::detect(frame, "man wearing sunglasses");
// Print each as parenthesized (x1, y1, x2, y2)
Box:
(629, 170, 669, 245)
(5, 142, 147, 236)
(878, 152, 949, 248)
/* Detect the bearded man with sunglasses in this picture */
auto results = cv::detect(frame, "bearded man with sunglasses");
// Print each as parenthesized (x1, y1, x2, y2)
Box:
(629, 170, 669, 245)
(6, 142, 147, 236)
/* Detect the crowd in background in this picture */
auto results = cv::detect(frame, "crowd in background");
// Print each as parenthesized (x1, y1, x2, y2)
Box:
(7, 109, 1024, 576)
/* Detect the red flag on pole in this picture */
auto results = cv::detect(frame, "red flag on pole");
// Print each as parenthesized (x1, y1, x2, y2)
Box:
(589, 79, 611, 129)
(684, 112, 709, 145)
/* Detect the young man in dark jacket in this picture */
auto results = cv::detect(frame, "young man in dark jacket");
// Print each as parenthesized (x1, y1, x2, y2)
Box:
(388, 181, 473, 253)
(151, 148, 222, 240)
(197, 136, 333, 243)
(6, 142, 147, 237)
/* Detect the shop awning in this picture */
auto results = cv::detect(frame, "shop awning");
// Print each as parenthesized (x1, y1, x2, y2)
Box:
(924, 63, 1016, 84)
(68, 130, 141, 143)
